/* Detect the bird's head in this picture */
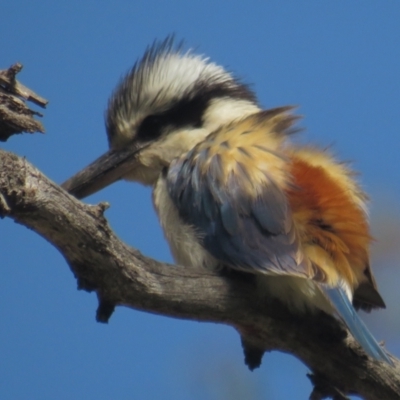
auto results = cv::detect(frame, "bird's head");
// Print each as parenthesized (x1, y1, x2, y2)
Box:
(62, 38, 260, 198)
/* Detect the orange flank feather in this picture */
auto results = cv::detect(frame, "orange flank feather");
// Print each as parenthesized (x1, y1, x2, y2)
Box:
(287, 152, 373, 293)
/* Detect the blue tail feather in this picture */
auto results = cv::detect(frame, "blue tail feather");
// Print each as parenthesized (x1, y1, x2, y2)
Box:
(323, 286, 392, 365)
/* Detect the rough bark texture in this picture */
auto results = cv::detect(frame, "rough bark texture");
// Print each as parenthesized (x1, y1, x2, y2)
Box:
(1, 148, 400, 400)
(0, 63, 47, 141)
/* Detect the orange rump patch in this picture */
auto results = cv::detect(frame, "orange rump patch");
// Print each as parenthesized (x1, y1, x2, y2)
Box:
(287, 157, 371, 288)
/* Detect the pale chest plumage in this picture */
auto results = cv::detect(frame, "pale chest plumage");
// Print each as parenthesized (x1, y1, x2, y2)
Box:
(152, 175, 219, 270)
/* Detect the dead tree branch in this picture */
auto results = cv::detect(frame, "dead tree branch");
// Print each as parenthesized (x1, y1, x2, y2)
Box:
(0, 63, 48, 141)
(1, 148, 400, 400)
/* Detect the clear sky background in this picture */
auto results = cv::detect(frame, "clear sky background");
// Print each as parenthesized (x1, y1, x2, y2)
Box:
(2, 2, 400, 399)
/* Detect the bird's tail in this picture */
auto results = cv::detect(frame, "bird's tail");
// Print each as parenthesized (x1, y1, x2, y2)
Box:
(323, 285, 392, 365)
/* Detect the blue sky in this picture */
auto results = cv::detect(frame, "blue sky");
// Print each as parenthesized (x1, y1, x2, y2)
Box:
(2, 2, 400, 399)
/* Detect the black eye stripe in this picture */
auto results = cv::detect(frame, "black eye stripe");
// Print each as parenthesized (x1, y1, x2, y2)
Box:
(134, 82, 257, 143)
(135, 96, 206, 143)
(136, 115, 165, 141)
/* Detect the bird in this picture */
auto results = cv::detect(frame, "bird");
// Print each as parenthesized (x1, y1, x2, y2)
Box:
(62, 37, 391, 364)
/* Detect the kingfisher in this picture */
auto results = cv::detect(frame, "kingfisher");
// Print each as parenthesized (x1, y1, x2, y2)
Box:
(62, 37, 390, 364)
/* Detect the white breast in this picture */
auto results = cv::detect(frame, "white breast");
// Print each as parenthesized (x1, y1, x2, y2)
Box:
(152, 175, 218, 270)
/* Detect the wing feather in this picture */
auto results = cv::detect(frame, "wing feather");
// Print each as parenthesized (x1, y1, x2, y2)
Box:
(323, 284, 392, 364)
(167, 109, 306, 276)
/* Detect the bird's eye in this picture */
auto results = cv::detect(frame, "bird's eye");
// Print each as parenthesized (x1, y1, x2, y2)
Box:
(136, 115, 164, 142)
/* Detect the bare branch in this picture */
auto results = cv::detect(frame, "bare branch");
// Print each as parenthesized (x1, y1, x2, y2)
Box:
(0, 63, 48, 141)
(1, 149, 400, 400)
(0, 63, 48, 107)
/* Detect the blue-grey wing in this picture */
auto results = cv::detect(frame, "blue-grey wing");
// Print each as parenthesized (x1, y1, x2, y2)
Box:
(167, 110, 307, 277)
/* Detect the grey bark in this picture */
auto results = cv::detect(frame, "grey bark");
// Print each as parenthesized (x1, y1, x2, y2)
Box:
(0, 63, 47, 141)
(1, 148, 400, 400)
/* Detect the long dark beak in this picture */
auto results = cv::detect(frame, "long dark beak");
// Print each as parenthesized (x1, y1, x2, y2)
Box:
(61, 145, 142, 199)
